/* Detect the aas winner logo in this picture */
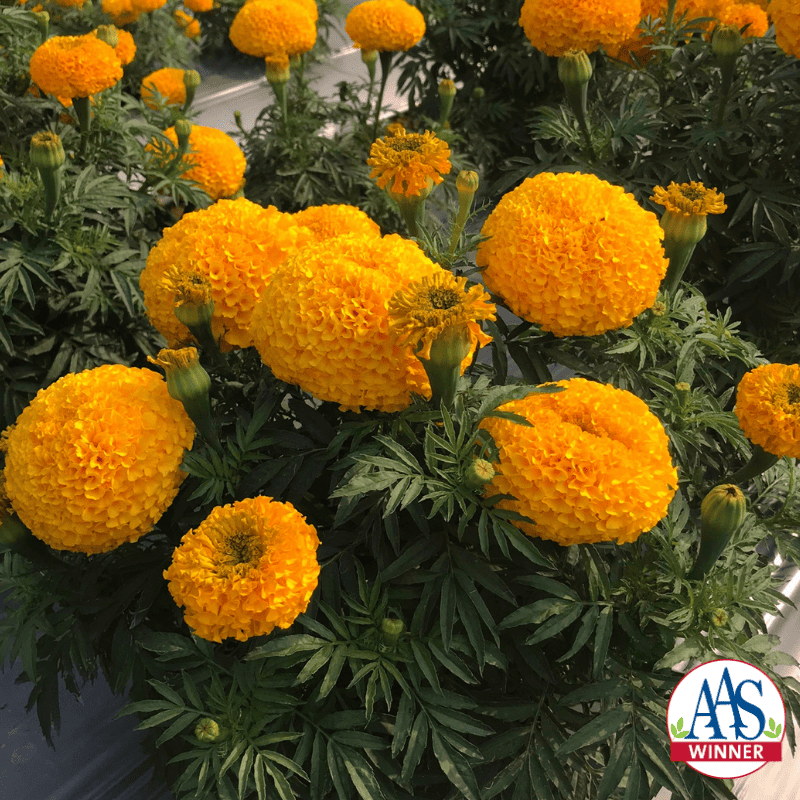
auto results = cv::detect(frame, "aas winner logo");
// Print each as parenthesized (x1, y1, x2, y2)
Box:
(668, 658, 785, 779)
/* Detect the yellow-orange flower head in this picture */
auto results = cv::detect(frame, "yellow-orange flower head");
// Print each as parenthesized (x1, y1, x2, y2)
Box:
(769, 0, 800, 59)
(101, 0, 141, 25)
(368, 129, 451, 197)
(388, 271, 495, 360)
(479, 378, 678, 546)
(140, 68, 187, 108)
(229, 0, 317, 58)
(476, 172, 668, 337)
(250, 234, 475, 412)
(184, 0, 213, 11)
(164, 496, 320, 642)
(3, 365, 194, 554)
(293, 204, 381, 241)
(149, 125, 246, 201)
(716, 2, 768, 37)
(141, 198, 315, 350)
(651, 181, 726, 217)
(175, 9, 201, 38)
(734, 363, 800, 458)
(29, 35, 123, 99)
(519, 0, 642, 57)
(345, 0, 426, 52)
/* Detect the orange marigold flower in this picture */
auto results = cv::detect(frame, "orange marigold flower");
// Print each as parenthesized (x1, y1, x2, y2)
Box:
(164, 496, 320, 642)
(90, 27, 137, 65)
(345, 0, 425, 52)
(175, 8, 201, 37)
(141, 198, 315, 350)
(148, 124, 246, 201)
(140, 67, 187, 108)
(29, 35, 122, 99)
(229, 0, 316, 58)
(479, 378, 678, 546)
(770, 0, 800, 59)
(651, 181, 726, 217)
(293, 204, 381, 241)
(519, 0, 641, 57)
(716, 2, 768, 37)
(387, 271, 494, 360)
(135, 0, 167, 11)
(3, 365, 194, 554)
(101, 0, 140, 25)
(368, 128, 451, 197)
(184, 0, 213, 11)
(250, 234, 481, 412)
(734, 363, 800, 458)
(476, 172, 668, 337)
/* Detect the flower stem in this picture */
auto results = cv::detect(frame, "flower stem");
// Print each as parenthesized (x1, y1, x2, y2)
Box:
(727, 444, 781, 486)
(371, 51, 393, 140)
(73, 95, 91, 154)
(716, 57, 736, 126)
(661, 239, 697, 295)
(562, 82, 596, 160)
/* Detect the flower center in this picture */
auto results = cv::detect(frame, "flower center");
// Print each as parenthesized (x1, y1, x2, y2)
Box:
(788, 384, 800, 405)
(680, 186, 706, 202)
(386, 135, 424, 153)
(428, 287, 461, 310)
(221, 527, 265, 569)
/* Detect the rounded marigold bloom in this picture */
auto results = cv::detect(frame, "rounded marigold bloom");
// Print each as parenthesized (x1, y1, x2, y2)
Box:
(141, 67, 187, 108)
(479, 378, 678, 546)
(518, 0, 641, 57)
(651, 181, 726, 214)
(141, 198, 314, 350)
(3, 365, 194, 554)
(250, 234, 472, 412)
(184, 0, 213, 11)
(293, 204, 381, 241)
(345, 0, 426, 52)
(734, 364, 800, 458)
(716, 2, 768, 38)
(164, 496, 321, 642)
(476, 172, 667, 337)
(29, 35, 123, 99)
(229, 0, 317, 58)
(368, 129, 451, 197)
(769, 0, 800, 59)
(175, 9, 201, 37)
(101, 0, 140, 25)
(148, 125, 246, 201)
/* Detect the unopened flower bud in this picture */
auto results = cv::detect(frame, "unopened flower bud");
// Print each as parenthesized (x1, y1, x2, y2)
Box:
(265, 55, 290, 85)
(557, 49, 592, 89)
(182, 69, 201, 110)
(175, 119, 192, 153)
(32, 9, 49, 40)
(456, 169, 479, 197)
(94, 24, 119, 48)
(675, 382, 691, 406)
(711, 608, 729, 627)
(30, 131, 65, 219)
(472, 86, 485, 99)
(448, 170, 480, 258)
(650, 300, 666, 316)
(712, 24, 744, 60)
(463, 458, 495, 490)
(438, 78, 456, 127)
(689, 484, 747, 580)
(380, 618, 404, 645)
(194, 718, 225, 742)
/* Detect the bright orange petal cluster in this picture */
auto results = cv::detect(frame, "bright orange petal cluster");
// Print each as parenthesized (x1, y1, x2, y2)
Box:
(477, 172, 667, 337)
(368, 128, 451, 197)
(651, 181, 726, 217)
(184, 0, 213, 11)
(3, 365, 194, 554)
(141, 198, 315, 350)
(770, 0, 800, 59)
(149, 125, 246, 200)
(175, 9, 201, 37)
(164, 496, 320, 642)
(140, 67, 187, 108)
(345, 0, 425, 52)
(101, 0, 165, 23)
(229, 0, 316, 58)
(479, 378, 678, 546)
(716, 2, 768, 37)
(29, 35, 123, 99)
(250, 234, 459, 411)
(518, 0, 641, 56)
(734, 364, 800, 459)
(293, 204, 381, 241)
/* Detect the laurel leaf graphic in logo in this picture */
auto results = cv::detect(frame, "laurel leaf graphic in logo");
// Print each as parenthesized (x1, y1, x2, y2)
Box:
(671, 717, 689, 739)
(764, 718, 782, 739)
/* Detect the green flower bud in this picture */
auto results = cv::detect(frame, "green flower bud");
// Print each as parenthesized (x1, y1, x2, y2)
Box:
(463, 458, 495, 490)
(456, 169, 479, 196)
(265, 56, 291, 85)
(94, 25, 119, 48)
(711, 608, 729, 627)
(361, 49, 378, 66)
(30, 131, 65, 172)
(689, 484, 747, 580)
(32, 10, 49, 40)
(175, 119, 192, 153)
(712, 24, 744, 60)
(557, 49, 592, 89)
(472, 86, 485, 99)
(194, 718, 225, 742)
(675, 382, 691, 406)
(183, 69, 201, 91)
(380, 618, 404, 646)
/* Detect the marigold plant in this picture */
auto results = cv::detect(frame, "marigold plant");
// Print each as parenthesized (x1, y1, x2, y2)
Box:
(229, 0, 316, 58)
(734, 363, 800, 458)
(368, 128, 451, 197)
(769, 0, 800, 59)
(479, 378, 678, 545)
(29, 35, 123, 99)
(345, 0, 426, 52)
(3, 366, 194, 554)
(164, 496, 320, 642)
(148, 125, 246, 201)
(250, 234, 467, 411)
(518, 0, 641, 56)
(476, 172, 668, 337)
(141, 198, 314, 350)
(140, 68, 188, 108)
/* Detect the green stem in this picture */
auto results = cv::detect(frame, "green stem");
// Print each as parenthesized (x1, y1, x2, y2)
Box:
(661, 239, 697, 295)
(664, 0, 678, 36)
(422, 358, 458, 410)
(448, 204, 470, 259)
(563, 82, 596, 160)
(716, 57, 736, 126)
(371, 51, 393, 140)
(727, 445, 781, 486)
(185, 321, 231, 376)
(73, 95, 91, 153)
(38, 166, 61, 220)
(270, 80, 288, 130)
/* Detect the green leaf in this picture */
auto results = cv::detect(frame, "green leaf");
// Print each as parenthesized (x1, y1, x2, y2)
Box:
(411, 639, 442, 693)
(246, 635, 328, 660)
(557, 606, 599, 662)
(525, 604, 584, 646)
(400, 712, 428, 784)
(654, 638, 704, 671)
(555, 707, 630, 756)
(500, 599, 571, 629)
(593, 607, 613, 679)
(596, 728, 633, 800)
(156, 711, 200, 747)
(340, 747, 385, 800)
(319, 645, 347, 698)
(431, 727, 481, 800)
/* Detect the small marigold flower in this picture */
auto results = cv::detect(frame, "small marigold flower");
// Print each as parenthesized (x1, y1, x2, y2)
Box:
(345, 0, 425, 52)
(734, 363, 800, 459)
(101, 0, 140, 25)
(519, 0, 641, 57)
(251, 234, 482, 412)
(368, 128, 451, 197)
(184, 0, 213, 11)
(164, 496, 321, 642)
(141, 198, 315, 350)
(141, 68, 188, 108)
(479, 378, 678, 546)
(29, 35, 123, 99)
(387, 271, 494, 360)
(715, 2, 768, 38)
(3, 365, 194, 554)
(293, 204, 381, 241)
(175, 9, 201, 37)
(477, 172, 668, 337)
(763, 0, 800, 57)
(229, 0, 316, 58)
(651, 181, 727, 217)
(148, 125, 246, 201)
